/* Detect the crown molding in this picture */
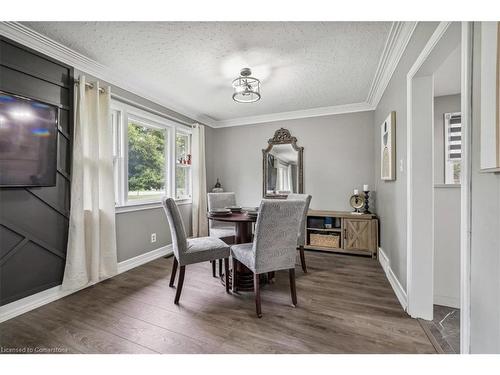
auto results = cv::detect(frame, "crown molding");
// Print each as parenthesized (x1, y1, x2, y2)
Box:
(366, 21, 418, 108)
(214, 102, 374, 128)
(0, 21, 416, 129)
(0, 21, 217, 127)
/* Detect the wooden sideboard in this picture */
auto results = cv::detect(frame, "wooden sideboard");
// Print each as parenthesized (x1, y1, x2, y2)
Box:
(304, 210, 379, 258)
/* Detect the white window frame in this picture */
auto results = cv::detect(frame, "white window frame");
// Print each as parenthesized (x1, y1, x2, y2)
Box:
(444, 111, 462, 185)
(174, 129, 193, 200)
(111, 100, 193, 211)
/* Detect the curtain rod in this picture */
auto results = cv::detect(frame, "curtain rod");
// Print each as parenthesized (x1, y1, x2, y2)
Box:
(74, 79, 196, 127)
(74, 79, 106, 94)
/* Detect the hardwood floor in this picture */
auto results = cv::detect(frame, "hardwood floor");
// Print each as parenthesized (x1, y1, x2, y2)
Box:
(0, 252, 436, 354)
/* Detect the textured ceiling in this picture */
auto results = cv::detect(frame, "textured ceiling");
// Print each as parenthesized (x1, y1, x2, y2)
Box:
(22, 22, 392, 122)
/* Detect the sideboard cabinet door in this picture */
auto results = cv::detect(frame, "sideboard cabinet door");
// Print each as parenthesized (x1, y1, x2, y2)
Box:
(344, 219, 372, 251)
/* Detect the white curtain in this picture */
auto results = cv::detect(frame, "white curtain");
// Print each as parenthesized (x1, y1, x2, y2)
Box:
(62, 76, 118, 290)
(192, 123, 208, 237)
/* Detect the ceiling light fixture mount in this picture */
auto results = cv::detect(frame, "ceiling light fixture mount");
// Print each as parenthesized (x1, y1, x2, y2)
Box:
(232, 68, 261, 103)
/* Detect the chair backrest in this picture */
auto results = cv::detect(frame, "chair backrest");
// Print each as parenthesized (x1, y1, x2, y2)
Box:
(162, 197, 188, 260)
(286, 193, 312, 246)
(207, 192, 236, 229)
(252, 199, 307, 274)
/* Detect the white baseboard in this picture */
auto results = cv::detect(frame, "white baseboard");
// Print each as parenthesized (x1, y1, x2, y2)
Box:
(117, 245, 172, 273)
(434, 294, 460, 309)
(0, 245, 173, 323)
(378, 247, 408, 311)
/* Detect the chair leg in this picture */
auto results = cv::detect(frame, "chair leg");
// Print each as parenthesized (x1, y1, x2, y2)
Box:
(211, 260, 216, 277)
(299, 246, 308, 273)
(174, 266, 186, 305)
(169, 257, 178, 287)
(232, 258, 238, 293)
(218, 259, 223, 277)
(254, 273, 262, 318)
(289, 268, 297, 307)
(224, 258, 230, 293)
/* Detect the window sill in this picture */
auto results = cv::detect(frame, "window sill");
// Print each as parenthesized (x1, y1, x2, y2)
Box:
(433, 184, 461, 189)
(115, 199, 192, 214)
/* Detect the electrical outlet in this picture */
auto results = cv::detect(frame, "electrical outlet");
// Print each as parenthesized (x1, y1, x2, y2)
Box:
(151, 233, 157, 243)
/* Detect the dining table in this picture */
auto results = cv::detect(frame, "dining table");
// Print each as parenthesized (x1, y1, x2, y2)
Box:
(207, 211, 263, 291)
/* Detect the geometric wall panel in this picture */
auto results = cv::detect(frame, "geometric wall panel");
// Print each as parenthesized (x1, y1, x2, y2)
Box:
(0, 37, 73, 306)
(0, 225, 24, 260)
(0, 241, 65, 305)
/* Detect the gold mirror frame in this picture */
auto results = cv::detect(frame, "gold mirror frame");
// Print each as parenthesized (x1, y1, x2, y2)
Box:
(262, 128, 304, 198)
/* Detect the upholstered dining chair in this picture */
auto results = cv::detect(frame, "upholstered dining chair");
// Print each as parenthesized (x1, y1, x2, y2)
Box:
(207, 192, 237, 277)
(286, 193, 312, 273)
(162, 197, 230, 304)
(230, 199, 307, 318)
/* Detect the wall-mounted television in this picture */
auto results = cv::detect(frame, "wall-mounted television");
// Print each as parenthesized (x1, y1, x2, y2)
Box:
(0, 91, 58, 187)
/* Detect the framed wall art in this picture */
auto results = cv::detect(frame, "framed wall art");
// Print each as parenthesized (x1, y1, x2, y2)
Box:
(381, 111, 396, 180)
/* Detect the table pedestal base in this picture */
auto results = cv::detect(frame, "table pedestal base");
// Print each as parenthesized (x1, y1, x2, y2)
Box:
(220, 270, 267, 292)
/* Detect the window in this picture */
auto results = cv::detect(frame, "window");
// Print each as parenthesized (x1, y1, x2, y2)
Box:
(111, 102, 192, 207)
(444, 112, 462, 184)
(175, 131, 192, 200)
(127, 118, 167, 202)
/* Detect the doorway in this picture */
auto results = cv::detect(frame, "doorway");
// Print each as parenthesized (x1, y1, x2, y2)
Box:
(406, 22, 472, 354)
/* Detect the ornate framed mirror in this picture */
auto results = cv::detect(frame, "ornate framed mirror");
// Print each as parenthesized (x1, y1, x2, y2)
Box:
(262, 128, 304, 198)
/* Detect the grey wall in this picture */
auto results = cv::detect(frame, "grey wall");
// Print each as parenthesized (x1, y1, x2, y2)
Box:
(0, 38, 73, 305)
(434, 94, 461, 184)
(116, 204, 192, 262)
(373, 22, 439, 289)
(469, 23, 500, 353)
(207, 111, 375, 211)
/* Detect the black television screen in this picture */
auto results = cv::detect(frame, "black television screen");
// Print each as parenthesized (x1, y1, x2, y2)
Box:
(0, 91, 58, 187)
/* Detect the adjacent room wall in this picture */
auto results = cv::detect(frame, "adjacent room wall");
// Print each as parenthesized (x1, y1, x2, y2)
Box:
(373, 22, 439, 290)
(207, 111, 375, 211)
(433, 94, 461, 309)
(469, 22, 500, 353)
(433, 186, 461, 308)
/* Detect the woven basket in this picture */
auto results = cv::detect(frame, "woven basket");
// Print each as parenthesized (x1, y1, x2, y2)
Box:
(310, 233, 340, 248)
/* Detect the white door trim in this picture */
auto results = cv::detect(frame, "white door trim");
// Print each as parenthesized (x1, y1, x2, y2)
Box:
(406, 21, 472, 353)
(459, 21, 473, 355)
(406, 21, 451, 318)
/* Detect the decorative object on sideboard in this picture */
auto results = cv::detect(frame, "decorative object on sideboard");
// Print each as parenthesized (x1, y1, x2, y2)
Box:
(212, 178, 224, 193)
(381, 111, 396, 180)
(349, 189, 365, 214)
(363, 184, 371, 214)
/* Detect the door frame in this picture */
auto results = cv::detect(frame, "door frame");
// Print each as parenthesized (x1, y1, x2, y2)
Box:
(406, 22, 472, 353)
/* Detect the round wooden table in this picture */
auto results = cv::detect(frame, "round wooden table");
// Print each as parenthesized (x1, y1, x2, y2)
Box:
(207, 212, 260, 291)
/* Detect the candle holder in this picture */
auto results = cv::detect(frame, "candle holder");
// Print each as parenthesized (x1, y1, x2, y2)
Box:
(363, 190, 371, 214)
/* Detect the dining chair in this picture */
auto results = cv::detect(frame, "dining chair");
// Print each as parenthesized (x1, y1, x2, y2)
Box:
(286, 193, 312, 273)
(162, 197, 231, 304)
(230, 199, 307, 318)
(207, 192, 237, 277)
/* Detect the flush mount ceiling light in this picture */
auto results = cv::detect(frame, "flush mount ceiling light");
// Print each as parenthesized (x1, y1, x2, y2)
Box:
(232, 68, 261, 103)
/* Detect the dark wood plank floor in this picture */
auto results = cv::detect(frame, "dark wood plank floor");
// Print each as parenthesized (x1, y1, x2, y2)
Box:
(0, 252, 436, 354)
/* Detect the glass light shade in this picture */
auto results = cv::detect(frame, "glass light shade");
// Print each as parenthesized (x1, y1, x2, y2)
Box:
(232, 76, 261, 103)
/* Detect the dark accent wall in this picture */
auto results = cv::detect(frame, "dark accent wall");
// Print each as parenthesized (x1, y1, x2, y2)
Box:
(0, 37, 73, 306)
